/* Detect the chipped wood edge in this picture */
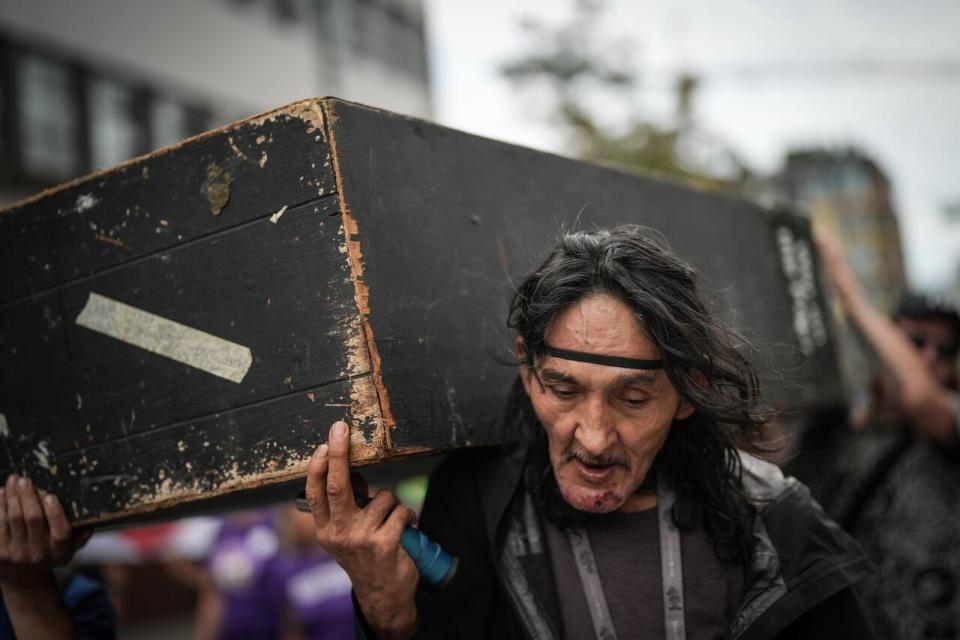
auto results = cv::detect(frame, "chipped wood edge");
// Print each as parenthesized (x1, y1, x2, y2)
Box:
(69, 451, 389, 528)
(0, 97, 333, 217)
(322, 98, 397, 462)
(61, 98, 384, 526)
(19, 97, 412, 526)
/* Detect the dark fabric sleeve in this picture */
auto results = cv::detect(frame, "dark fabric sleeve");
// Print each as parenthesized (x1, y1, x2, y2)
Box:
(353, 451, 518, 639)
(62, 574, 117, 640)
(415, 451, 517, 639)
(775, 587, 875, 640)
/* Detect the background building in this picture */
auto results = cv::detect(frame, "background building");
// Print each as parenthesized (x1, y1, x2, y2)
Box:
(775, 148, 909, 409)
(777, 148, 907, 310)
(0, 0, 432, 205)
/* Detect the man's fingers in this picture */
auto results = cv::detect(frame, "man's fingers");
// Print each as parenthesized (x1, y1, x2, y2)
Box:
(0, 487, 8, 552)
(363, 489, 400, 528)
(305, 444, 330, 527)
(17, 478, 48, 556)
(325, 421, 356, 518)
(41, 493, 73, 560)
(5, 476, 26, 556)
(379, 505, 417, 547)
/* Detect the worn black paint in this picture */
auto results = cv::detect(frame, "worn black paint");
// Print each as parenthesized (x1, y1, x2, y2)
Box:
(325, 100, 842, 451)
(0, 98, 841, 526)
(0, 107, 352, 524)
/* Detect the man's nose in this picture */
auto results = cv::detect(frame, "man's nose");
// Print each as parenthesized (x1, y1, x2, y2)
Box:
(573, 396, 616, 454)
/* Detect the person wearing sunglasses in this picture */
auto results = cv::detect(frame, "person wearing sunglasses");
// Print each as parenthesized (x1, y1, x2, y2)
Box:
(814, 228, 960, 639)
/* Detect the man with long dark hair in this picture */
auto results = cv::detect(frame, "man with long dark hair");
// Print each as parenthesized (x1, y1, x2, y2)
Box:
(303, 225, 873, 639)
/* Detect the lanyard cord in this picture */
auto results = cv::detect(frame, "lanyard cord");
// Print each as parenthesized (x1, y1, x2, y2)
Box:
(567, 473, 686, 640)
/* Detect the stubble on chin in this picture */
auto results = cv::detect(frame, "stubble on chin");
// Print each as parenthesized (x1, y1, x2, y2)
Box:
(560, 484, 625, 513)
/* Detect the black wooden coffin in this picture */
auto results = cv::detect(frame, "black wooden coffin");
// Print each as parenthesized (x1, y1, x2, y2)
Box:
(0, 98, 841, 526)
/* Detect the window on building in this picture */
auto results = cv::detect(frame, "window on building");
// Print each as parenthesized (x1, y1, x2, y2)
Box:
(350, 0, 427, 81)
(2, 40, 220, 185)
(151, 97, 189, 150)
(17, 52, 80, 180)
(226, 0, 303, 23)
(184, 106, 212, 138)
(89, 76, 141, 170)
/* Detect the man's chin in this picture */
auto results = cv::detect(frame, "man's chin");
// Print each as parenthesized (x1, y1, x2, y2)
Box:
(560, 483, 624, 514)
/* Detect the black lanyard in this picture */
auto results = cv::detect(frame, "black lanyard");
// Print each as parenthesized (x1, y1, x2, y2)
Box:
(566, 474, 686, 640)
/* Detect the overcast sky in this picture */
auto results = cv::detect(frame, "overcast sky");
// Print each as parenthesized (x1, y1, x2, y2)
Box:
(424, 0, 960, 292)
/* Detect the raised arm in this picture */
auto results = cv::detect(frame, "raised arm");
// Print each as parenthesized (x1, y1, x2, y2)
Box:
(0, 475, 96, 640)
(815, 227, 957, 446)
(304, 422, 419, 639)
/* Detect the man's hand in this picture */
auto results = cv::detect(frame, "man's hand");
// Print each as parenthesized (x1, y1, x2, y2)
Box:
(0, 474, 91, 587)
(0, 475, 94, 640)
(305, 421, 419, 640)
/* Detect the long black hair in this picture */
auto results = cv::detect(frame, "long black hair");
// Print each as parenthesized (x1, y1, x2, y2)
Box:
(507, 225, 770, 562)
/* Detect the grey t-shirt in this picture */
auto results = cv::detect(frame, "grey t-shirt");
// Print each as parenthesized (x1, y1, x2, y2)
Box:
(543, 506, 743, 640)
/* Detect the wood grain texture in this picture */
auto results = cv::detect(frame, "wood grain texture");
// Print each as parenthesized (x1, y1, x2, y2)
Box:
(0, 100, 382, 524)
(0, 97, 841, 525)
(0, 100, 336, 305)
(321, 98, 842, 452)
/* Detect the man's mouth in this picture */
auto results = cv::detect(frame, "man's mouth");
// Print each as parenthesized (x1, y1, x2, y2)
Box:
(565, 452, 627, 484)
(575, 459, 615, 483)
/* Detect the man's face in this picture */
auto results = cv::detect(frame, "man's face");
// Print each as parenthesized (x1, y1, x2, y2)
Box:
(517, 292, 693, 514)
(896, 315, 960, 390)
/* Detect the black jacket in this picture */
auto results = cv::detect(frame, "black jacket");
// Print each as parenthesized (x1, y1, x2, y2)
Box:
(360, 443, 874, 639)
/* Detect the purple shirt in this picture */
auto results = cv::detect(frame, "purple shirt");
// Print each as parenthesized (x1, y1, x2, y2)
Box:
(208, 513, 285, 640)
(271, 551, 354, 640)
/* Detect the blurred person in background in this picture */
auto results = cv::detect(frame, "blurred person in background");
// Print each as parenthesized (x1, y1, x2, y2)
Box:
(273, 504, 353, 639)
(814, 229, 960, 639)
(196, 509, 285, 640)
(0, 474, 115, 639)
(196, 505, 352, 640)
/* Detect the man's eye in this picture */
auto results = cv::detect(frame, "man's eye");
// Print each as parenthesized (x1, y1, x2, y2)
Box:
(621, 396, 648, 407)
(548, 386, 578, 399)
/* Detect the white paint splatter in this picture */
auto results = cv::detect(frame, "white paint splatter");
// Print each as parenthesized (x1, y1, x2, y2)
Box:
(34, 440, 51, 469)
(75, 193, 99, 213)
(269, 205, 288, 224)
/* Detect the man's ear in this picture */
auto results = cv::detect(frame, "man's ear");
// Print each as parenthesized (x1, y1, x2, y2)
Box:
(674, 369, 706, 421)
(515, 336, 533, 397)
(674, 397, 695, 421)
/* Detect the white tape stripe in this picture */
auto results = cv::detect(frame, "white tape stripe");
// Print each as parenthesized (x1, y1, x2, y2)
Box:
(76, 292, 252, 384)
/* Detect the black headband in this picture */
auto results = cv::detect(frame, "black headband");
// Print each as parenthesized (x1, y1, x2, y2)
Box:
(542, 344, 663, 370)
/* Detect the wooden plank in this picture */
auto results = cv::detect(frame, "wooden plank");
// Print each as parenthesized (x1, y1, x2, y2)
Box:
(0, 97, 842, 526)
(0, 101, 336, 305)
(0, 195, 390, 523)
(1, 376, 383, 525)
(322, 98, 841, 452)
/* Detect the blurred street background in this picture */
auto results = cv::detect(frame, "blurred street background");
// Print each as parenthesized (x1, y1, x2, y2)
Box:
(0, 0, 957, 637)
